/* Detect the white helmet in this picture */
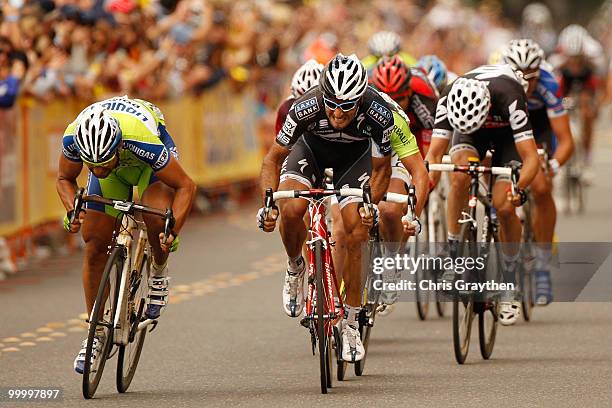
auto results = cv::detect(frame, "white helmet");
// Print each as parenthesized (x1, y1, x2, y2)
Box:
(503, 39, 544, 70)
(558, 24, 588, 56)
(522, 3, 552, 26)
(320, 53, 368, 101)
(290, 59, 324, 98)
(447, 78, 491, 134)
(75, 105, 122, 163)
(367, 31, 401, 57)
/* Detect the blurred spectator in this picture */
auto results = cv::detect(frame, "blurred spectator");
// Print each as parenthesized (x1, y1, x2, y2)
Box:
(0, 0, 606, 107)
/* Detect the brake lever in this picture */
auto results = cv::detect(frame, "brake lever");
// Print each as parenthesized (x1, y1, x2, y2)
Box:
(70, 187, 85, 224)
(162, 208, 175, 244)
(362, 183, 372, 217)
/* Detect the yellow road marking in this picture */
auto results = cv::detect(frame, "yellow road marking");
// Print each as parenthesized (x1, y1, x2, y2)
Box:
(36, 327, 53, 333)
(0, 251, 286, 358)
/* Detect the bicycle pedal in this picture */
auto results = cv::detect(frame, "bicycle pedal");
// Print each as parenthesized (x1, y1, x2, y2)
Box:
(299, 317, 309, 329)
(148, 320, 159, 333)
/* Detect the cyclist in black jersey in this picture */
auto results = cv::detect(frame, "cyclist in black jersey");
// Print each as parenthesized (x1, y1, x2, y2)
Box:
(426, 64, 540, 326)
(257, 53, 408, 363)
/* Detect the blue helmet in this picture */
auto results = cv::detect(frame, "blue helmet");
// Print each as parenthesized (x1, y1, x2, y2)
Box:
(416, 55, 448, 92)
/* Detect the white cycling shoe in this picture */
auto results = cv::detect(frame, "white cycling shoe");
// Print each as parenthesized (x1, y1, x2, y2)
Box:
(146, 275, 171, 319)
(499, 300, 521, 326)
(341, 323, 365, 363)
(282, 258, 305, 317)
(74, 332, 106, 374)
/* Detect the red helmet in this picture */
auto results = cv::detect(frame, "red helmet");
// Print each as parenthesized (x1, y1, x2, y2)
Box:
(371, 55, 411, 100)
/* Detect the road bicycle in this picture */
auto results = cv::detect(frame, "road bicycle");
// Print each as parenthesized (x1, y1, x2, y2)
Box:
(70, 188, 175, 399)
(414, 181, 448, 321)
(264, 186, 361, 394)
(558, 94, 586, 214)
(428, 158, 520, 364)
(354, 185, 419, 377)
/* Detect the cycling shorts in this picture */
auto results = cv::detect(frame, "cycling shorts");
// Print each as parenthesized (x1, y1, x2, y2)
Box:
(280, 135, 372, 209)
(85, 166, 158, 218)
(449, 127, 520, 182)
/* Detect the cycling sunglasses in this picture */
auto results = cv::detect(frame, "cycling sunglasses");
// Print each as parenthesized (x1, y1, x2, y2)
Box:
(522, 70, 540, 80)
(82, 151, 118, 168)
(323, 96, 360, 112)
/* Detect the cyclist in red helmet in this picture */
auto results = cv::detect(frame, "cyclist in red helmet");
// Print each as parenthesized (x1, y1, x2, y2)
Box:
(370, 55, 433, 309)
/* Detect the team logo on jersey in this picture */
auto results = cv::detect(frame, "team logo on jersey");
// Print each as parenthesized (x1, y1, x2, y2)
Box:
(508, 100, 528, 130)
(124, 142, 156, 161)
(319, 119, 328, 128)
(154, 148, 169, 169)
(412, 95, 434, 128)
(294, 97, 320, 119)
(382, 126, 393, 144)
(307, 122, 317, 131)
(281, 115, 298, 138)
(367, 101, 391, 127)
(434, 96, 448, 124)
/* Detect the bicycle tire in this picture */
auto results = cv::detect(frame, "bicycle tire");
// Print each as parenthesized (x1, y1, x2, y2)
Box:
(355, 235, 382, 376)
(315, 241, 330, 394)
(478, 232, 500, 360)
(82, 247, 123, 399)
(453, 224, 475, 365)
(116, 254, 150, 392)
(334, 325, 346, 381)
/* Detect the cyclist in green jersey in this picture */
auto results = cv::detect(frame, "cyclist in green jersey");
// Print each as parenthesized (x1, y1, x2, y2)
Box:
(56, 96, 196, 373)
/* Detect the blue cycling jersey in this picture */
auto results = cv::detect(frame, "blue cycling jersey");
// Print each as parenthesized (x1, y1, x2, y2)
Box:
(528, 61, 566, 118)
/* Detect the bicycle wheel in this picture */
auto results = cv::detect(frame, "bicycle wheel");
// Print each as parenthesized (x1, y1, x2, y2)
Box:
(521, 264, 534, 322)
(315, 241, 330, 394)
(478, 300, 498, 360)
(453, 225, 475, 365)
(116, 253, 150, 392)
(414, 229, 430, 321)
(478, 235, 500, 360)
(334, 325, 346, 381)
(433, 203, 448, 318)
(82, 247, 123, 399)
(355, 235, 382, 376)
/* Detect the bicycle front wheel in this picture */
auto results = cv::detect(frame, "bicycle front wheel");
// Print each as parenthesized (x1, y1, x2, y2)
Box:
(82, 247, 123, 399)
(315, 241, 331, 394)
(452, 225, 475, 365)
(116, 253, 150, 392)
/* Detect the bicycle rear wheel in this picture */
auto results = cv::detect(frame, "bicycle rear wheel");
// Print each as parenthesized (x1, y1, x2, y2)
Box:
(82, 247, 123, 399)
(116, 253, 150, 392)
(315, 241, 331, 394)
(478, 234, 500, 359)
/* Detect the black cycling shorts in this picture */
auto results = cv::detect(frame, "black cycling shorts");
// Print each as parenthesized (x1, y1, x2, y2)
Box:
(529, 108, 555, 156)
(279, 135, 372, 209)
(449, 127, 520, 182)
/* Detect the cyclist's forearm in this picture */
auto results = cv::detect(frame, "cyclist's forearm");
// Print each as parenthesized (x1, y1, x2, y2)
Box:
(518, 154, 539, 190)
(260, 158, 281, 200)
(171, 183, 196, 234)
(550, 115, 575, 166)
(400, 155, 428, 217)
(260, 144, 289, 199)
(370, 161, 391, 203)
(56, 177, 79, 211)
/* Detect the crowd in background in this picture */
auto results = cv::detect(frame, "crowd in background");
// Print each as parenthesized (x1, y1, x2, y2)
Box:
(0, 0, 610, 112)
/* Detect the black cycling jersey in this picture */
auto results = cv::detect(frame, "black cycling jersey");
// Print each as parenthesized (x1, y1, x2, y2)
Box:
(275, 86, 394, 158)
(432, 64, 534, 144)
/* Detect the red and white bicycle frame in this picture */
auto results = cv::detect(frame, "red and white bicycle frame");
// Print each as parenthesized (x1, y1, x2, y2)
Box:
(304, 197, 344, 336)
